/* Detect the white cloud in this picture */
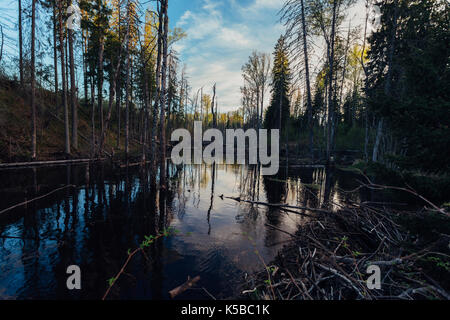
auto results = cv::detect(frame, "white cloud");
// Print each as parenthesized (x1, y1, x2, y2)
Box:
(175, 0, 284, 112)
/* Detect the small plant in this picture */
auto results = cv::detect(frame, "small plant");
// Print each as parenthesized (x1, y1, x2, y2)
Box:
(426, 256, 450, 272)
(102, 226, 180, 300)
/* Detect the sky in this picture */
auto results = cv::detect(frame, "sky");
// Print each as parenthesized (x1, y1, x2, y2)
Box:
(168, 0, 285, 113)
(167, 0, 365, 113)
(0, 0, 366, 113)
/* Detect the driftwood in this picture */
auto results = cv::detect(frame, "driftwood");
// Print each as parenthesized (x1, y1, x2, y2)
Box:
(224, 196, 329, 216)
(242, 199, 450, 300)
(119, 160, 152, 168)
(0, 158, 102, 169)
(0, 184, 76, 215)
(169, 276, 201, 299)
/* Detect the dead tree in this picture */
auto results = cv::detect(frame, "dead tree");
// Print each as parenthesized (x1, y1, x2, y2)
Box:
(159, 0, 169, 189)
(68, 0, 78, 149)
(18, 0, 24, 87)
(31, 0, 37, 159)
(58, 0, 70, 155)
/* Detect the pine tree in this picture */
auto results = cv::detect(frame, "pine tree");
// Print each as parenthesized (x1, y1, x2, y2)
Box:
(264, 36, 291, 134)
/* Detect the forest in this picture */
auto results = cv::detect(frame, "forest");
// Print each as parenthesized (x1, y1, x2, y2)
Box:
(0, 0, 449, 301)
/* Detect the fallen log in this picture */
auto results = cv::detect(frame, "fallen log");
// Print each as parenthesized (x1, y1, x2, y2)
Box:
(0, 184, 76, 215)
(0, 158, 103, 169)
(169, 276, 201, 299)
(224, 196, 329, 216)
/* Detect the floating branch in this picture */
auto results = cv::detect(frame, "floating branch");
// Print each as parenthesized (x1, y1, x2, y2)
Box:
(169, 276, 201, 299)
(0, 184, 76, 216)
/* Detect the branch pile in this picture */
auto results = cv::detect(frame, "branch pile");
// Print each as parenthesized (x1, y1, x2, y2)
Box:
(242, 202, 450, 300)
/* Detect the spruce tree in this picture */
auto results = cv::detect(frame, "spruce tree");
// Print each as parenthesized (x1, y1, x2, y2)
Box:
(264, 36, 291, 134)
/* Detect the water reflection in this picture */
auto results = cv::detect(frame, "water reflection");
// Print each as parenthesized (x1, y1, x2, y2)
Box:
(0, 163, 364, 300)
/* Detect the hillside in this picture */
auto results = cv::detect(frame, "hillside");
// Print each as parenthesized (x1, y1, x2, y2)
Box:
(0, 78, 135, 163)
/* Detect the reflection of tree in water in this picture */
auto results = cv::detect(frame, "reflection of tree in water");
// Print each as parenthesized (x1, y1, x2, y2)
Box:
(262, 170, 287, 204)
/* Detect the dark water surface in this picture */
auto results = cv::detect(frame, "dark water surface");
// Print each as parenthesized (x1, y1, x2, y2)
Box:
(0, 163, 365, 300)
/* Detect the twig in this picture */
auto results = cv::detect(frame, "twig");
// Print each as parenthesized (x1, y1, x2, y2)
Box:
(0, 185, 76, 215)
(168, 276, 201, 299)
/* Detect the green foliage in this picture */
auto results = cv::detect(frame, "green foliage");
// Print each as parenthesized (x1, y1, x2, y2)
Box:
(366, 0, 450, 173)
(335, 124, 366, 151)
(107, 277, 116, 287)
(426, 257, 450, 272)
(264, 36, 291, 133)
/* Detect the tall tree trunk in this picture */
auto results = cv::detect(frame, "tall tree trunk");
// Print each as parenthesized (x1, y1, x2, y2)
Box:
(211, 84, 216, 127)
(58, 0, 70, 155)
(91, 73, 95, 156)
(364, 108, 369, 161)
(339, 24, 351, 110)
(98, 36, 105, 140)
(30, 0, 36, 159)
(124, 2, 131, 159)
(68, 3, 78, 150)
(326, 0, 338, 163)
(159, 0, 169, 189)
(52, 2, 58, 105)
(82, 31, 88, 103)
(116, 81, 121, 148)
(18, 0, 24, 87)
(142, 68, 149, 162)
(150, 0, 164, 188)
(300, 0, 313, 161)
(116, 2, 122, 149)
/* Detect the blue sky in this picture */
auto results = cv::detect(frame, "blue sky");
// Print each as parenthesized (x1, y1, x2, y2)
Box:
(0, 0, 365, 112)
(167, 0, 285, 112)
(167, 0, 365, 112)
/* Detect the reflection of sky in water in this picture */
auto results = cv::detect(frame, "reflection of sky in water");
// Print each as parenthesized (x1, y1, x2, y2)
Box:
(0, 164, 362, 299)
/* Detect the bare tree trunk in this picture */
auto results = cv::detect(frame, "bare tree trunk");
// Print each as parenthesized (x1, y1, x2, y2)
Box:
(82, 31, 88, 103)
(52, 3, 58, 105)
(300, 0, 314, 161)
(150, 0, 164, 188)
(166, 57, 173, 137)
(326, 0, 338, 163)
(211, 84, 216, 127)
(339, 23, 351, 116)
(159, 0, 169, 189)
(90, 38, 95, 156)
(31, 0, 36, 159)
(0, 26, 3, 64)
(116, 3, 122, 149)
(58, 0, 70, 155)
(142, 67, 149, 162)
(91, 75, 95, 156)
(18, 0, 24, 87)
(372, 118, 384, 162)
(98, 37, 105, 141)
(364, 109, 369, 161)
(200, 87, 203, 123)
(68, 3, 78, 150)
(124, 2, 131, 159)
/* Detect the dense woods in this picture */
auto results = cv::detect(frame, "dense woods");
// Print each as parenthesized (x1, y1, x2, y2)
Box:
(1, 0, 447, 175)
(0, 0, 448, 301)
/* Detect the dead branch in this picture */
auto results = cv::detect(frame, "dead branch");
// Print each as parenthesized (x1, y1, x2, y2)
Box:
(0, 184, 76, 215)
(169, 276, 201, 299)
